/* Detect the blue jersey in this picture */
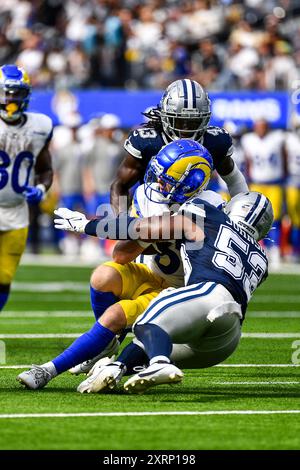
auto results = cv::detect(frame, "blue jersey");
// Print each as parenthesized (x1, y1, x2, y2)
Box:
(180, 199, 268, 317)
(124, 125, 233, 178)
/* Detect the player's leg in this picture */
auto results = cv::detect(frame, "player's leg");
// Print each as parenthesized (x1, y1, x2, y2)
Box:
(18, 265, 166, 390)
(76, 287, 164, 393)
(0, 228, 28, 312)
(124, 282, 242, 393)
(250, 183, 283, 264)
(286, 186, 300, 260)
(70, 261, 166, 375)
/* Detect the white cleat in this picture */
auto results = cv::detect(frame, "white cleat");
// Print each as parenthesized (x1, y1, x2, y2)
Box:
(69, 337, 120, 375)
(17, 365, 52, 390)
(77, 361, 126, 394)
(123, 361, 183, 394)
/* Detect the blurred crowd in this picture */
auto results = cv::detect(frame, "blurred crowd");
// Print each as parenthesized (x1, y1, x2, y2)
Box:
(1, 0, 300, 90)
(27, 111, 300, 266)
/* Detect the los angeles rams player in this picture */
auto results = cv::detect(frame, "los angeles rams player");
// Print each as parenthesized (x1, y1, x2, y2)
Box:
(76, 191, 273, 394)
(0, 64, 53, 313)
(241, 119, 285, 265)
(285, 117, 300, 261)
(110, 78, 248, 214)
(17, 139, 223, 389)
(68, 140, 224, 376)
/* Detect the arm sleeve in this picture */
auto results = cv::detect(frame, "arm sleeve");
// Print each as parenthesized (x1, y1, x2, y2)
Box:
(220, 161, 249, 197)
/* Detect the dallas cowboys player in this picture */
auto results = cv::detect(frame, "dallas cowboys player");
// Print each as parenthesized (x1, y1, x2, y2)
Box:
(68, 140, 224, 376)
(87, 79, 248, 360)
(76, 192, 274, 394)
(17, 140, 223, 389)
(0, 64, 53, 313)
(110, 78, 248, 214)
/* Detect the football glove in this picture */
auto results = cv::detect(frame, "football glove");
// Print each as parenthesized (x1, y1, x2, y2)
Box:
(54, 208, 89, 233)
(23, 184, 46, 204)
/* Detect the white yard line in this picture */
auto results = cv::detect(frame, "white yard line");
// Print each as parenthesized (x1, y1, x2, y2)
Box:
(12, 282, 88, 292)
(1, 363, 299, 369)
(2, 311, 299, 319)
(1, 332, 299, 339)
(20, 255, 300, 273)
(1, 311, 90, 318)
(242, 333, 300, 338)
(252, 296, 300, 303)
(247, 311, 300, 318)
(215, 364, 300, 367)
(0, 410, 299, 419)
(214, 381, 300, 385)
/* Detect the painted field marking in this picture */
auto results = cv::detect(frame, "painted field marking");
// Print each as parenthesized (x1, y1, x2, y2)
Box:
(1, 363, 299, 369)
(12, 282, 88, 292)
(214, 381, 300, 385)
(1, 333, 300, 339)
(0, 410, 299, 419)
(1, 311, 90, 318)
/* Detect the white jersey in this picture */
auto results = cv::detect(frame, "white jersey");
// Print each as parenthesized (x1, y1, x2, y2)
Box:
(241, 130, 284, 183)
(132, 184, 225, 288)
(0, 112, 53, 230)
(285, 132, 300, 187)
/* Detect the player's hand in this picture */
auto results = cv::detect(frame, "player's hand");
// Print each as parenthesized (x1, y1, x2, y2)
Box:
(23, 185, 45, 204)
(54, 208, 89, 233)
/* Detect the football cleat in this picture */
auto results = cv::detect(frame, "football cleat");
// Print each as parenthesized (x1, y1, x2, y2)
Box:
(77, 361, 126, 394)
(123, 361, 184, 394)
(17, 365, 52, 390)
(69, 337, 120, 375)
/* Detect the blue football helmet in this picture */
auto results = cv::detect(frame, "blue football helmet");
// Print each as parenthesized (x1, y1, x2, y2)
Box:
(144, 139, 213, 204)
(0, 64, 31, 122)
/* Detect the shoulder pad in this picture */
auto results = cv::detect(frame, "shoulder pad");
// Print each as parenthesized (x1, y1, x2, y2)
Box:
(124, 127, 164, 162)
(204, 126, 233, 164)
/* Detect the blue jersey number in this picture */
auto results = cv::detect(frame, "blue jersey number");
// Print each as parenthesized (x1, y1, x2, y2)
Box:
(0, 151, 34, 193)
(213, 225, 267, 299)
(154, 243, 181, 275)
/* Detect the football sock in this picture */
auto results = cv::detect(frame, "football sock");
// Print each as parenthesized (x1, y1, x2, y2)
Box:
(117, 341, 149, 375)
(265, 220, 281, 248)
(52, 322, 115, 374)
(0, 292, 9, 312)
(134, 324, 172, 361)
(90, 286, 118, 320)
(291, 227, 300, 255)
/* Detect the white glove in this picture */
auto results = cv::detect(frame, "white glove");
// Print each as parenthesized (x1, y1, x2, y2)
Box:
(54, 208, 89, 233)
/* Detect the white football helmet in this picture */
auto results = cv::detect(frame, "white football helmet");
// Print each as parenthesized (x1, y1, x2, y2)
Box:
(224, 192, 274, 241)
(160, 79, 211, 141)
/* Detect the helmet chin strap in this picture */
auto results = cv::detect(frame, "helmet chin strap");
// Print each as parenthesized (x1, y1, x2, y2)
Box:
(1, 102, 22, 122)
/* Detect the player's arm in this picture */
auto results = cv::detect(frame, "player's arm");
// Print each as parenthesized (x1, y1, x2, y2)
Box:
(34, 142, 53, 191)
(23, 143, 53, 204)
(112, 240, 145, 264)
(54, 208, 204, 244)
(110, 153, 145, 214)
(217, 154, 248, 197)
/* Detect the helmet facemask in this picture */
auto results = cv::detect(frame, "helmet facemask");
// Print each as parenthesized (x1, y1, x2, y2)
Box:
(0, 85, 30, 122)
(161, 110, 211, 141)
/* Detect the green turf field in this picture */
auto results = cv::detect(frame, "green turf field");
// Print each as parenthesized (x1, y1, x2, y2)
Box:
(0, 264, 299, 450)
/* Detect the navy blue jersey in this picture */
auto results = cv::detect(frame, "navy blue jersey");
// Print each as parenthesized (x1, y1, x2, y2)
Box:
(124, 126, 233, 176)
(181, 199, 268, 317)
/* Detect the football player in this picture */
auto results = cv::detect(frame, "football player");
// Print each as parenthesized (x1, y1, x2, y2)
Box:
(110, 78, 248, 214)
(285, 116, 300, 261)
(17, 140, 225, 390)
(77, 191, 274, 394)
(241, 119, 285, 265)
(0, 64, 53, 312)
(68, 139, 224, 376)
